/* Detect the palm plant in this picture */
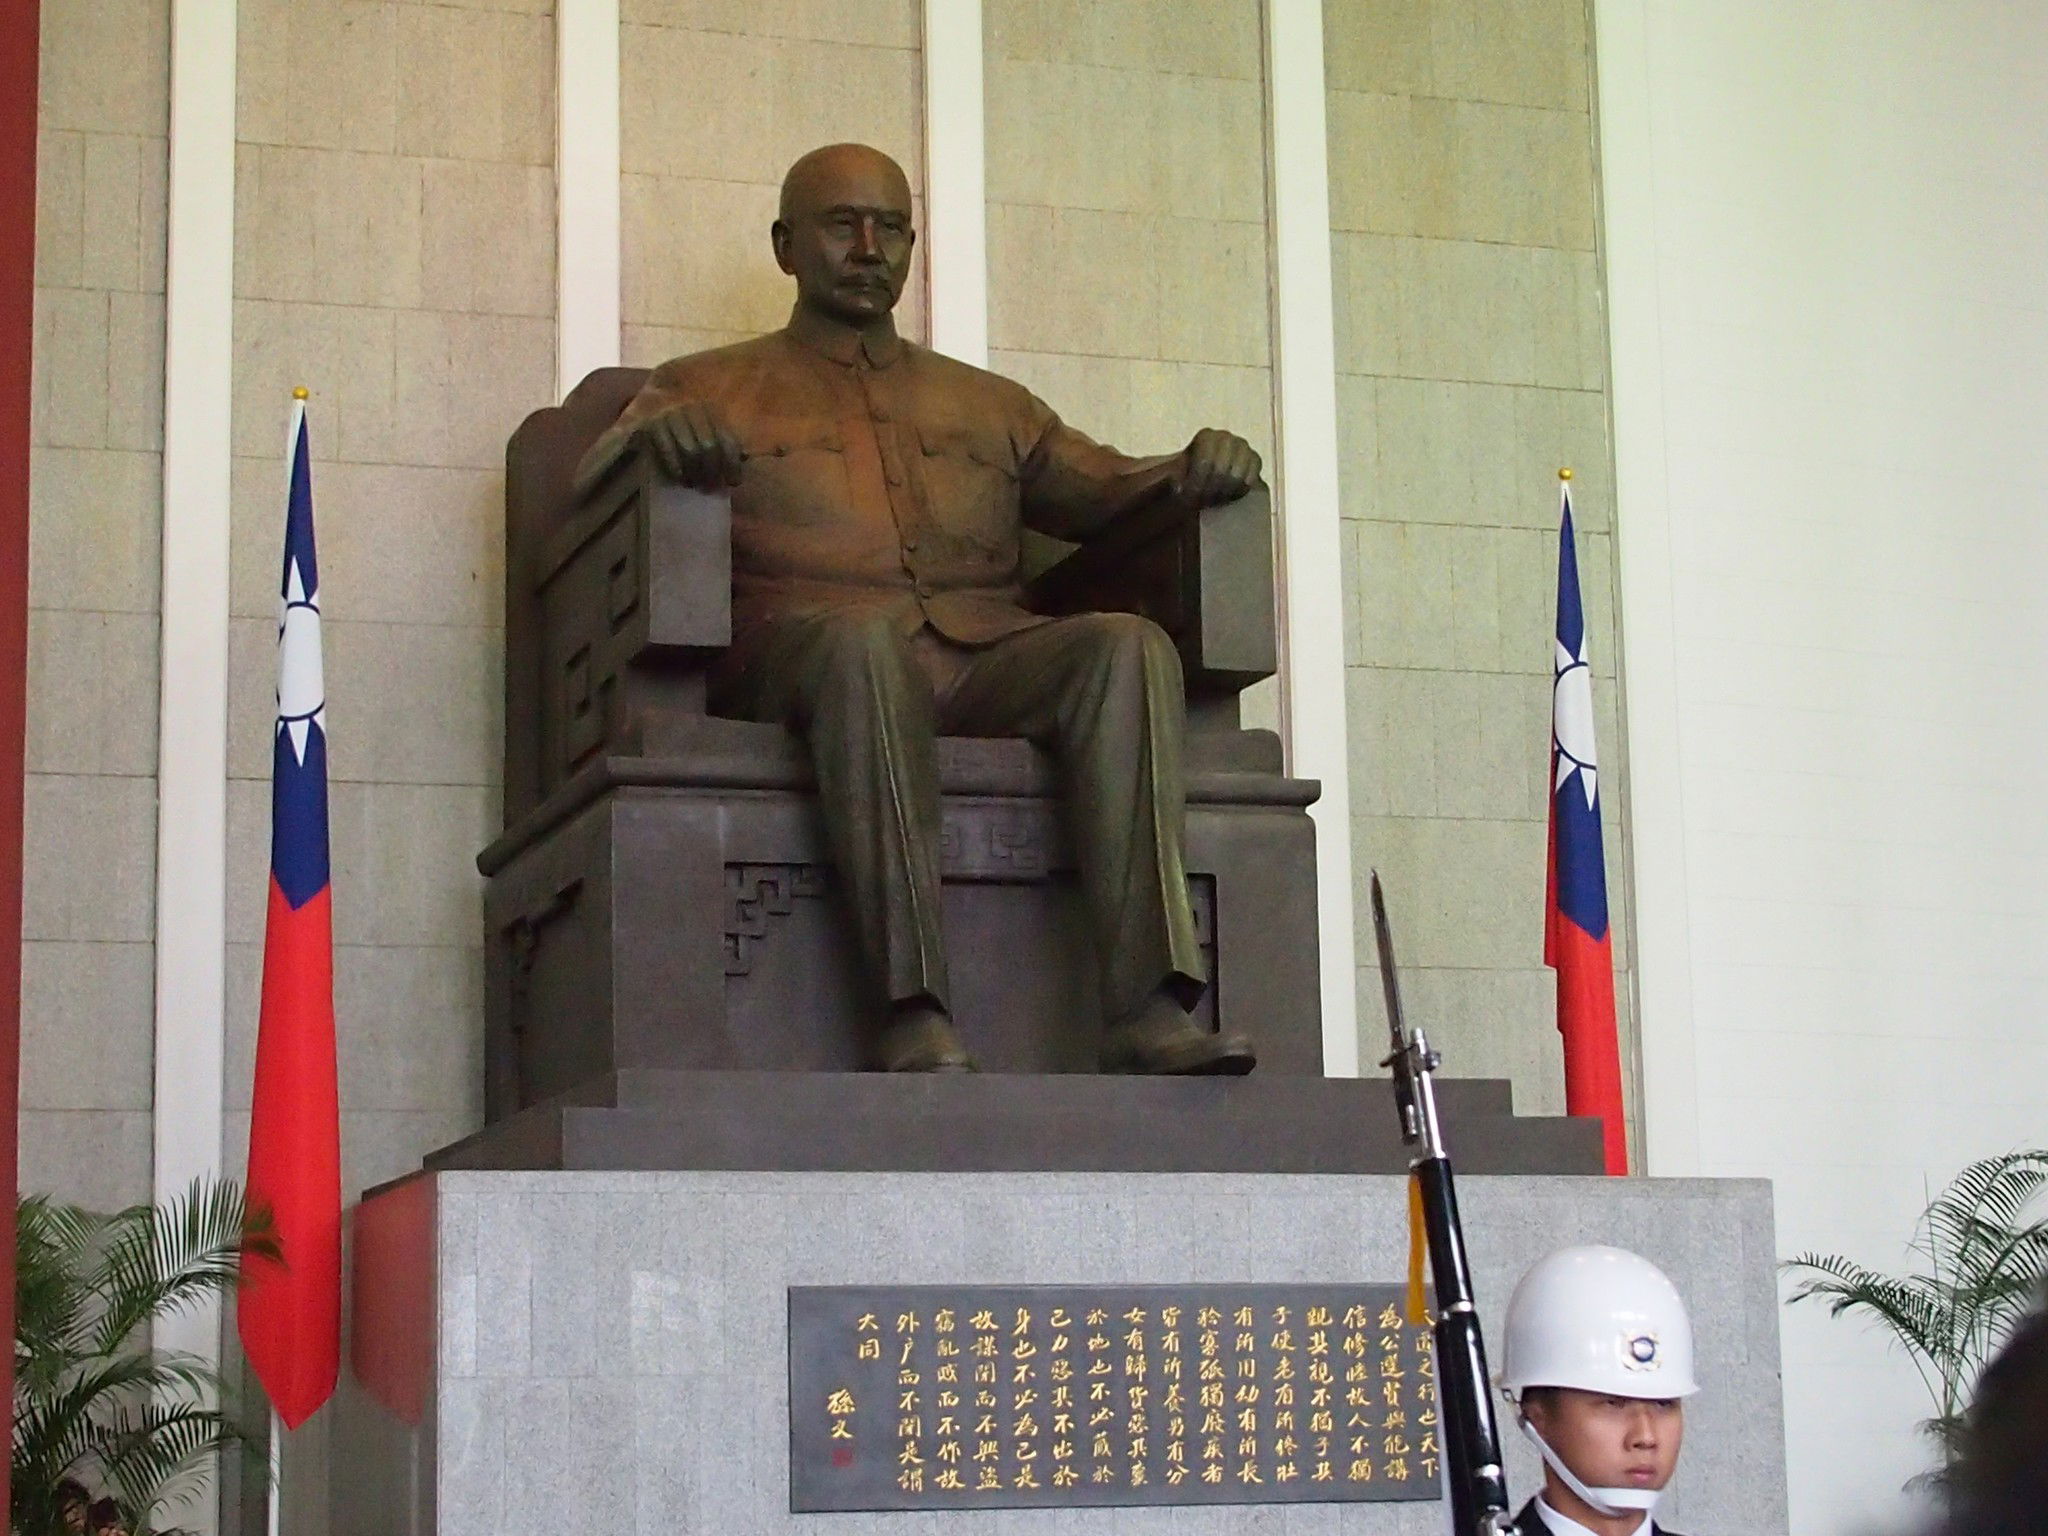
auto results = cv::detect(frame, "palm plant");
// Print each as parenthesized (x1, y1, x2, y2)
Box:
(13, 1177, 278, 1536)
(1783, 1149, 2048, 1485)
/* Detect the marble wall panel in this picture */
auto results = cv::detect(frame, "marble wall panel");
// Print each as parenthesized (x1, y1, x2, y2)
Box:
(395, 6, 554, 165)
(18, 1111, 153, 1214)
(214, 18, 553, 1466)
(619, 24, 923, 187)
(1324, 0, 1590, 111)
(37, 0, 170, 138)
(21, 773, 158, 945)
(990, 351, 1276, 470)
(984, 0, 1262, 79)
(237, 0, 402, 155)
(623, 0, 917, 50)
(24, 609, 159, 777)
(20, 0, 170, 1211)
(619, 8, 926, 349)
(1327, 0, 1631, 1133)
(19, 941, 156, 1112)
(983, 0, 1274, 585)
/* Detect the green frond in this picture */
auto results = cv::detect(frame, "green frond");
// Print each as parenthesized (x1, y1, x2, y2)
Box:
(14, 1196, 98, 1369)
(1926, 1153, 2048, 1246)
(1788, 1148, 2048, 1492)
(14, 1178, 266, 1527)
(101, 1402, 258, 1520)
(14, 1353, 225, 1487)
(1784, 1251, 1893, 1292)
(91, 1177, 276, 1355)
(1805, 1277, 1944, 1360)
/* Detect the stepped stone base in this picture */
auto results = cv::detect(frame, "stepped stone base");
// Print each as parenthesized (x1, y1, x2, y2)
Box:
(421, 1069, 1603, 1176)
(331, 1169, 1788, 1536)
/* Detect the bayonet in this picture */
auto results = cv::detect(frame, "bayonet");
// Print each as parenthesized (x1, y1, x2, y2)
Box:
(1371, 871, 1515, 1536)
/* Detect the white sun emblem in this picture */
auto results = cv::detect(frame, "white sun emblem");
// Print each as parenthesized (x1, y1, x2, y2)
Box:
(1553, 637, 1598, 810)
(276, 554, 325, 765)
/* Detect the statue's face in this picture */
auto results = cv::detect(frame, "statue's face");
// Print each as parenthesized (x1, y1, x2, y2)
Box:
(773, 149, 916, 325)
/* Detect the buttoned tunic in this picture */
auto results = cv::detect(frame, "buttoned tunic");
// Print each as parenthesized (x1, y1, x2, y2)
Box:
(592, 308, 1178, 649)
(581, 309, 1206, 1025)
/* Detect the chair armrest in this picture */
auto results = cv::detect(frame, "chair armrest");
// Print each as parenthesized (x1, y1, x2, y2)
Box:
(532, 442, 732, 788)
(538, 440, 732, 651)
(1024, 482, 1277, 696)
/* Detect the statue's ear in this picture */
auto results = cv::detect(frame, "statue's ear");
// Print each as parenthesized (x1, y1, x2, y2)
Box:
(771, 219, 795, 276)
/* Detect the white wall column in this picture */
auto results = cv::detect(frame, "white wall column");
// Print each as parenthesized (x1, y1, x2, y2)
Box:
(557, 0, 622, 397)
(151, 27, 237, 1515)
(1263, 0, 1359, 1075)
(1591, 0, 1700, 1177)
(920, 0, 988, 366)
(155, 0, 236, 1319)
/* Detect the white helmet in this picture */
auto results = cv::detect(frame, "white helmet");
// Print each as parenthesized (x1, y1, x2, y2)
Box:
(1499, 1244, 1699, 1400)
(1498, 1246, 1697, 1520)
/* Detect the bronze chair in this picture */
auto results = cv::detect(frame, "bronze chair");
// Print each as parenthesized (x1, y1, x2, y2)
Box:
(480, 367, 1326, 1119)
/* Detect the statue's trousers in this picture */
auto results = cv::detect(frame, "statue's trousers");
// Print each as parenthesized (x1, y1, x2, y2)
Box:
(711, 607, 1208, 1026)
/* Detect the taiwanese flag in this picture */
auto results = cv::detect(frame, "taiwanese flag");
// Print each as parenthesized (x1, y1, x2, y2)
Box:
(1544, 478, 1628, 1175)
(239, 395, 341, 1427)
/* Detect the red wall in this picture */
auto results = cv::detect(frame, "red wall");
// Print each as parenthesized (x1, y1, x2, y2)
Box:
(0, 0, 44, 1510)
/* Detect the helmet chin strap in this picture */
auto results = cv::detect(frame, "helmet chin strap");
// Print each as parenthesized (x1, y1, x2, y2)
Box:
(1517, 1416, 1663, 1522)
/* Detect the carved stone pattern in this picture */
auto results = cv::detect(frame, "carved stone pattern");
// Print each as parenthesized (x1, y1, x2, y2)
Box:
(1189, 874, 1216, 949)
(724, 863, 830, 976)
(1188, 874, 1221, 1027)
(939, 805, 1057, 880)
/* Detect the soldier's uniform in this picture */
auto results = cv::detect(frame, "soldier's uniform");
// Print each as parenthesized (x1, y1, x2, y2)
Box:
(1514, 1494, 1687, 1536)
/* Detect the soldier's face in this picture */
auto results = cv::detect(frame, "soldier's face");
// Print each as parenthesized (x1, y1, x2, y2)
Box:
(1526, 1389, 1684, 1500)
(775, 156, 916, 324)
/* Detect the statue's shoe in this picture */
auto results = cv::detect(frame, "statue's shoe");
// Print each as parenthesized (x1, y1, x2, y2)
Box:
(1101, 1007, 1257, 1076)
(877, 1008, 978, 1073)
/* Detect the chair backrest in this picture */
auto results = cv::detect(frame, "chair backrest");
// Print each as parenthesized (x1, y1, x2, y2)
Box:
(503, 367, 651, 826)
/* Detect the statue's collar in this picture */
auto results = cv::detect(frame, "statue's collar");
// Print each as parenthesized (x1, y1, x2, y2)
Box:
(785, 305, 903, 369)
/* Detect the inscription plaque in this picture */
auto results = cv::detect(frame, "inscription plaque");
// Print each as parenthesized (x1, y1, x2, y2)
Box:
(788, 1284, 1441, 1512)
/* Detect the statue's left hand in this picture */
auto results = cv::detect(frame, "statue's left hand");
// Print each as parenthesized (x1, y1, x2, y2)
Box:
(1172, 428, 1262, 508)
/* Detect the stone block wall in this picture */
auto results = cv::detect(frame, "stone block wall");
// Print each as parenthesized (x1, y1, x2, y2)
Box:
(21, 0, 170, 1212)
(1325, 0, 1636, 1129)
(211, 5, 558, 1526)
(982, 0, 1280, 727)
(221, 0, 557, 1211)
(619, 0, 928, 367)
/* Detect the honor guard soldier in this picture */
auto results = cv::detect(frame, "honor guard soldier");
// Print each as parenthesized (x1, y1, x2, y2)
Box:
(1497, 1246, 1699, 1536)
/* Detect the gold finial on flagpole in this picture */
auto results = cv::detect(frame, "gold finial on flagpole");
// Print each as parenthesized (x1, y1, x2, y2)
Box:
(292, 386, 309, 400)
(1557, 466, 1573, 481)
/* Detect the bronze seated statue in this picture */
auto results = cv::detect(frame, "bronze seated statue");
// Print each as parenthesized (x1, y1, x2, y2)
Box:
(479, 145, 1326, 1119)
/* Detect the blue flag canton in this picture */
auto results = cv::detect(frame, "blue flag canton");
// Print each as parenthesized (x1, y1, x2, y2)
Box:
(281, 416, 318, 596)
(1552, 502, 1608, 940)
(270, 410, 330, 909)
(1553, 773, 1608, 939)
(271, 719, 330, 908)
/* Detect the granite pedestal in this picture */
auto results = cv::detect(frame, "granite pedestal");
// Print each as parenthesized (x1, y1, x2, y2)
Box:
(332, 1170, 1787, 1535)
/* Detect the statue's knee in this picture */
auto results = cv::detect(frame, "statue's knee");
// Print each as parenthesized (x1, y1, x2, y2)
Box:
(1073, 610, 1170, 657)
(1087, 612, 1181, 688)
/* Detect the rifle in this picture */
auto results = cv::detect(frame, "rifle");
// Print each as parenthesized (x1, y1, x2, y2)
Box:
(1371, 871, 1515, 1536)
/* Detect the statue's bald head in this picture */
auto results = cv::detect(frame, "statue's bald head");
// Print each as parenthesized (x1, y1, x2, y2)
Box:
(779, 144, 912, 224)
(773, 144, 916, 325)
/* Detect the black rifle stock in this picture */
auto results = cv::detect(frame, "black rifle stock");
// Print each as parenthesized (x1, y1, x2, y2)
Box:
(1372, 871, 1515, 1536)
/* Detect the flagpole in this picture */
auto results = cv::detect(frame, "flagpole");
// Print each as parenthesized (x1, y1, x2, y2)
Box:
(1545, 464, 1630, 1175)
(241, 383, 343, 1458)
(266, 395, 300, 1536)
(267, 1406, 282, 1535)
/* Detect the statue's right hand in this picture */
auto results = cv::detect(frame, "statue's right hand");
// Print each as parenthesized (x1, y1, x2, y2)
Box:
(633, 400, 745, 489)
